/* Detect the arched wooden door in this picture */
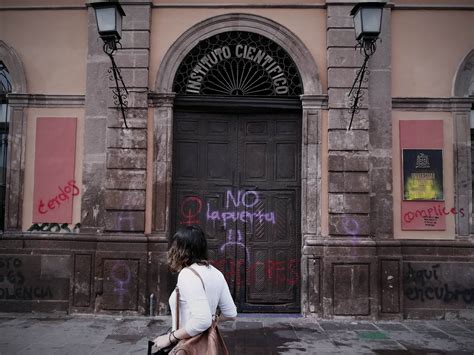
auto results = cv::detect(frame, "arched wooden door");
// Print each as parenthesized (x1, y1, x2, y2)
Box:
(170, 30, 303, 312)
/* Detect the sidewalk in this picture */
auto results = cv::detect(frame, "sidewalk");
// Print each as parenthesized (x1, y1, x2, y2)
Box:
(0, 313, 473, 354)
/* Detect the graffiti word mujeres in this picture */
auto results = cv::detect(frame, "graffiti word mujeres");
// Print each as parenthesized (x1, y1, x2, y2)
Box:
(38, 180, 80, 215)
(211, 258, 299, 287)
(404, 263, 474, 304)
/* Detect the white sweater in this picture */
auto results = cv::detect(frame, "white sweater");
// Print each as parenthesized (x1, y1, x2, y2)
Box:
(169, 263, 237, 336)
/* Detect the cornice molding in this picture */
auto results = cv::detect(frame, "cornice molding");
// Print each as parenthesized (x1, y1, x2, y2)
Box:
(7, 94, 85, 107)
(392, 97, 473, 112)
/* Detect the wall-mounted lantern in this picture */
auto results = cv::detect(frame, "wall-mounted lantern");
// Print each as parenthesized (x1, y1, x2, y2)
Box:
(347, 1, 386, 130)
(90, 0, 129, 128)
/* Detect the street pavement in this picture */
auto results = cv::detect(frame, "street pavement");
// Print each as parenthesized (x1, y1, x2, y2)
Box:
(0, 313, 473, 354)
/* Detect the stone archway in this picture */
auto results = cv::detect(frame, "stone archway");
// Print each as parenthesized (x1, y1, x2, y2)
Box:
(151, 13, 325, 314)
(0, 40, 27, 231)
(452, 50, 474, 236)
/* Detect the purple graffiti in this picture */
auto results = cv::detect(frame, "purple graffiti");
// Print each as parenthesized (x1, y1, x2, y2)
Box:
(207, 206, 275, 229)
(342, 216, 360, 250)
(220, 229, 250, 262)
(111, 262, 131, 305)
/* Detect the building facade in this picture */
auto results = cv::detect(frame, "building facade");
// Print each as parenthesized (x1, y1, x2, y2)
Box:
(0, 0, 473, 319)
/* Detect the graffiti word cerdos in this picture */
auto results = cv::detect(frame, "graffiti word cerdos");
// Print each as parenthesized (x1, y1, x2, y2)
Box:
(404, 263, 474, 304)
(0, 257, 53, 300)
(211, 258, 299, 287)
(403, 205, 465, 224)
(207, 190, 276, 228)
(38, 180, 80, 215)
(186, 44, 289, 94)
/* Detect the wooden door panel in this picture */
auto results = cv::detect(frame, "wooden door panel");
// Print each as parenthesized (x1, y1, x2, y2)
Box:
(173, 111, 301, 312)
(243, 190, 299, 306)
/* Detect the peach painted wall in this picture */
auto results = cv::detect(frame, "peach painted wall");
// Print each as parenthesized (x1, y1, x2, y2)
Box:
(0, 0, 85, 6)
(23, 108, 84, 231)
(0, 9, 87, 94)
(149, 8, 328, 93)
(392, 10, 474, 97)
(392, 111, 455, 239)
(153, 0, 324, 3)
(392, 0, 474, 5)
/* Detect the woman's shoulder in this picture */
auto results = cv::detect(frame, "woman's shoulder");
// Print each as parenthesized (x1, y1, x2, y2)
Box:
(180, 263, 225, 281)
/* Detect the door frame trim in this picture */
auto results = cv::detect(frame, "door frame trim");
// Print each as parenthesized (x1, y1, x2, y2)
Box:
(150, 13, 326, 314)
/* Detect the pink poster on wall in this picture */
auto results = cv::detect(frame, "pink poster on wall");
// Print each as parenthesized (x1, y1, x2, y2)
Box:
(400, 120, 445, 231)
(32, 117, 78, 223)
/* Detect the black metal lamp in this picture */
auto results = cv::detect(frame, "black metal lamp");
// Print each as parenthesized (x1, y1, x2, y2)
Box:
(351, 2, 384, 56)
(91, 0, 125, 52)
(90, 0, 129, 128)
(346, 1, 385, 130)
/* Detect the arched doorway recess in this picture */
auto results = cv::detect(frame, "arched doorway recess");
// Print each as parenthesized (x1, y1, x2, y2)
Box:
(152, 13, 325, 313)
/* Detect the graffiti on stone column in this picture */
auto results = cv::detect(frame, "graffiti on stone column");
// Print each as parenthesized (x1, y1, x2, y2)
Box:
(0, 257, 53, 300)
(111, 261, 131, 305)
(29, 179, 81, 233)
(404, 263, 474, 304)
(342, 216, 360, 241)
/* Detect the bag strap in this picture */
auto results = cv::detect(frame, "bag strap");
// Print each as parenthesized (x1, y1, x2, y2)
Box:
(175, 266, 205, 330)
(187, 266, 206, 291)
(175, 286, 180, 329)
(188, 266, 218, 321)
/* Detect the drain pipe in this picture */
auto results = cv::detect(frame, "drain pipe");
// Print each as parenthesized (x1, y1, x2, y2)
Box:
(149, 293, 155, 316)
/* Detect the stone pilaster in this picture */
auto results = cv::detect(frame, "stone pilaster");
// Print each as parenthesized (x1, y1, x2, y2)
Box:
(150, 93, 175, 237)
(82, 2, 151, 233)
(327, 3, 371, 237)
(368, 7, 393, 239)
(452, 100, 473, 236)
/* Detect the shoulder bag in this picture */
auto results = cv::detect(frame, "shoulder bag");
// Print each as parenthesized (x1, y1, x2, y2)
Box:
(170, 267, 229, 355)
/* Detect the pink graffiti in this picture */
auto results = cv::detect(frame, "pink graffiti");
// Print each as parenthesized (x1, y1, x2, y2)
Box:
(211, 258, 299, 287)
(180, 196, 203, 225)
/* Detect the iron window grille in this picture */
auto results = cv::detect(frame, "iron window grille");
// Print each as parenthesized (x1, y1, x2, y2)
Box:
(173, 31, 303, 97)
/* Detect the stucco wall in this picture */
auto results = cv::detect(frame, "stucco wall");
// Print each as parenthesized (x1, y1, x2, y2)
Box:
(392, 10, 474, 98)
(392, 111, 455, 239)
(149, 8, 328, 93)
(0, 9, 87, 94)
(23, 108, 84, 231)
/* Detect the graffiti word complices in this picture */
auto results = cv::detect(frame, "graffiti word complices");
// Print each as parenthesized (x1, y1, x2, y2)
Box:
(38, 180, 80, 215)
(403, 205, 465, 224)
(211, 258, 299, 287)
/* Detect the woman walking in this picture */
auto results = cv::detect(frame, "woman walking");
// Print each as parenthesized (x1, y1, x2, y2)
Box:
(151, 225, 237, 353)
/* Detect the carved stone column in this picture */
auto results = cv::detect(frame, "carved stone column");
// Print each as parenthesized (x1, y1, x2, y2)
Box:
(150, 93, 175, 238)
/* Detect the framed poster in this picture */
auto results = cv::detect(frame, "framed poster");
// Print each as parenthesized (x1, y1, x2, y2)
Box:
(402, 149, 443, 201)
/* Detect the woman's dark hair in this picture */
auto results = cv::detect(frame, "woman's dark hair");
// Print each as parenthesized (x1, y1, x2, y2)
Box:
(167, 225, 209, 272)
